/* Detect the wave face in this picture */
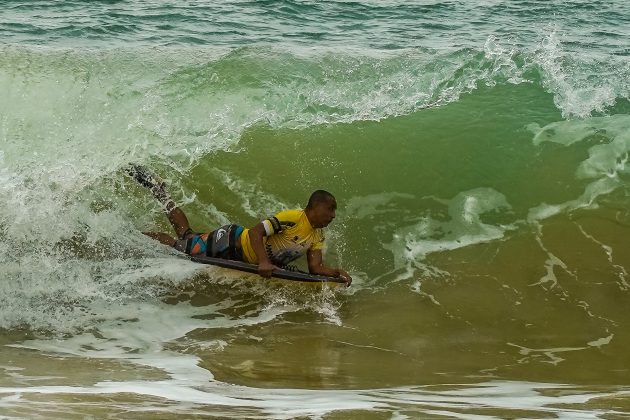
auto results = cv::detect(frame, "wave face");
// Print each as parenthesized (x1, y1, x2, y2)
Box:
(1, 1, 630, 418)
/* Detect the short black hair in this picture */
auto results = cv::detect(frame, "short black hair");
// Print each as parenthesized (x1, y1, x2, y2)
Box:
(306, 190, 336, 209)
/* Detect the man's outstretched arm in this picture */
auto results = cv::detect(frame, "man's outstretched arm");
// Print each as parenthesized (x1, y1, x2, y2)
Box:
(248, 223, 277, 278)
(307, 249, 352, 287)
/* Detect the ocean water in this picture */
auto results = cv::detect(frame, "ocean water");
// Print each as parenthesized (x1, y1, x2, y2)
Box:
(1, 1, 630, 418)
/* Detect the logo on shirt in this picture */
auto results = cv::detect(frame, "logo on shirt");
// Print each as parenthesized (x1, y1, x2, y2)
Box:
(215, 228, 226, 243)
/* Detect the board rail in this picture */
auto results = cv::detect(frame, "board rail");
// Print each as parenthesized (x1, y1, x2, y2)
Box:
(190, 255, 346, 284)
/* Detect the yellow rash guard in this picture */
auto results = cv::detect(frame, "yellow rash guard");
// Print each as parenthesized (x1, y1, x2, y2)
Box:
(240, 209, 325, 266)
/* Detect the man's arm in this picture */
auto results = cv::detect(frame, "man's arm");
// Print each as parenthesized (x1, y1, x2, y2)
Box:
(248, 222, 277, 278)
(307, 249, 352, 287)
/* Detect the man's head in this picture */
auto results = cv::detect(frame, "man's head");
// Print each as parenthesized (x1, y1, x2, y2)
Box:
(305, 190, 337, 228)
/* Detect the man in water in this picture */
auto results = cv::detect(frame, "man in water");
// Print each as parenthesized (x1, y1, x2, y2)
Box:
(129, 166, 352, 286)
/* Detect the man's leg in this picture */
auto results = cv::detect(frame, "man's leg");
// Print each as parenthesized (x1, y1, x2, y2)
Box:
(128, 165, 193, 239)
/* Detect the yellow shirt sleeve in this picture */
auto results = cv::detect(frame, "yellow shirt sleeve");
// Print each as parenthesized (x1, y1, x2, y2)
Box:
(309, 232, 325, 251)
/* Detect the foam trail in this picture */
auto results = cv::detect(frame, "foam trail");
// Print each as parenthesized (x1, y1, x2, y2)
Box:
(383, 188, 512, 282)
(528, 115, 630, 222)
(1, 378, 628, 419)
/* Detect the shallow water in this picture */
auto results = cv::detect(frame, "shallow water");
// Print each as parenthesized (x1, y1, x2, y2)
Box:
(1, 1, 630, 418)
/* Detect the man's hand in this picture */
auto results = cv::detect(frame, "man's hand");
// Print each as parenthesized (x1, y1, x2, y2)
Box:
(307, 250, 352, 287)
(258, 260, 277, 278)
(336, 269, 352, 287)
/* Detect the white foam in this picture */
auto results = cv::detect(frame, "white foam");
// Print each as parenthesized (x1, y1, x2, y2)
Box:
(0, 286, 364, 418)
(528, 115, 630, 222)
(588, 334, 614, 348)
(345, 192, 415, 219)
(210, 167, 291, 218)
(534, 29, 627, 119)
(384, 188, 513, 281)
(1, 377, 627, 419)
(576, 222, 630, 290)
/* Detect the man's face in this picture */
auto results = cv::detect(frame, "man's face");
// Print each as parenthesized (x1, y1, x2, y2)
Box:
(311, 198, 337, 228)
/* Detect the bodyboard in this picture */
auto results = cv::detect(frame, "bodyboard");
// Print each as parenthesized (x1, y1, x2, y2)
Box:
(189, 255, 346, 284)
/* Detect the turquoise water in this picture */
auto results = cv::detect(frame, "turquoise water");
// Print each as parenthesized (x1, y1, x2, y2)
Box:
(1, 1, 630, 418)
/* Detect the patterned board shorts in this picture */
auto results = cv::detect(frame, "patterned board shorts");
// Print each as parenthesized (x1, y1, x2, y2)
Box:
(175, 224, 244, 260)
